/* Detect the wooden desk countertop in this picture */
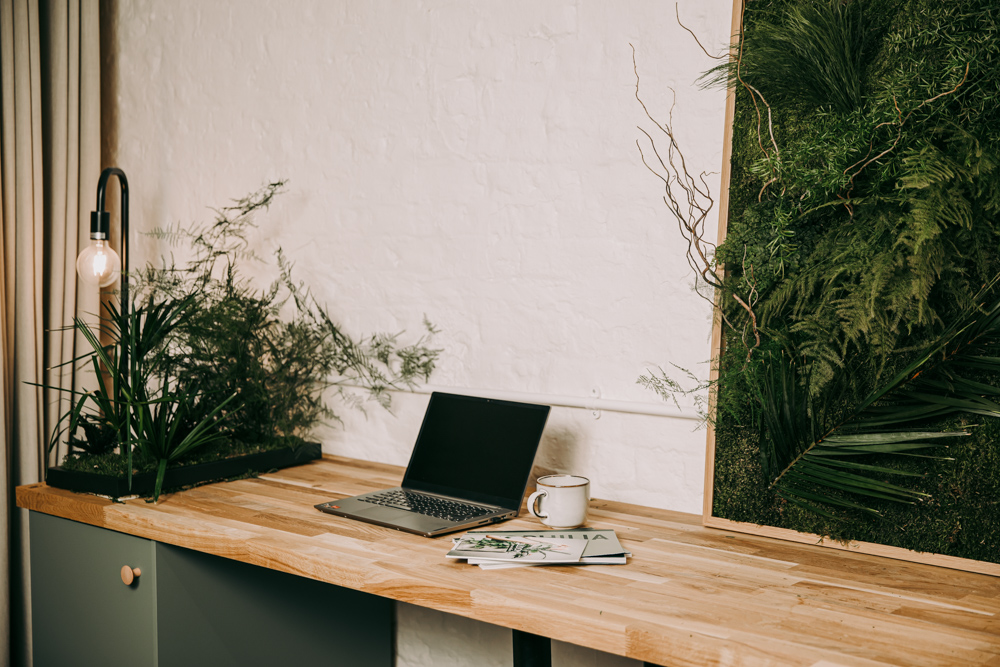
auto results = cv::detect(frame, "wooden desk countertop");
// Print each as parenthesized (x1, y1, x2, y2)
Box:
(16, 455, 1000, 666)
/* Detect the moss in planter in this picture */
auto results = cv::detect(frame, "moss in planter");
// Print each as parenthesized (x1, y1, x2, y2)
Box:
(58, 436, 304, 478)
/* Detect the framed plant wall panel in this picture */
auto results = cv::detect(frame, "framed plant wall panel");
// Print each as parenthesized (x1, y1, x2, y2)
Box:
(702, 0, 1000, 576)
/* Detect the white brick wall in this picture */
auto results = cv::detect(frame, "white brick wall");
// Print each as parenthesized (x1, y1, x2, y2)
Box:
(111, 1, 733, 664)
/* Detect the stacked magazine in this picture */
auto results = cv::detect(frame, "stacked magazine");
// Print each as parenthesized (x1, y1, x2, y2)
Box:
(446, 528, 630, 569)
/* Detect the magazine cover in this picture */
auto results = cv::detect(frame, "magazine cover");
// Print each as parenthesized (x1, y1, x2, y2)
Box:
(447, 534, 587, 563)
(463, 529, 628, 559)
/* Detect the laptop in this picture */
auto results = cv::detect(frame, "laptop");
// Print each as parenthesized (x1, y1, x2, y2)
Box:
(315, 392, 550, 537)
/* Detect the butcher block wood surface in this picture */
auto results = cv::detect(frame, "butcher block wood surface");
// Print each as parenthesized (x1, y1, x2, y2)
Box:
(17, 455, 1000, 666)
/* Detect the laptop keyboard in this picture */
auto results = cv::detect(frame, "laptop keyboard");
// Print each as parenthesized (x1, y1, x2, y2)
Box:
(361, 490, 492, 522)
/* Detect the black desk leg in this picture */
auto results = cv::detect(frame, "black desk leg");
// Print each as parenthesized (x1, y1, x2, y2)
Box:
(512, 629, 551, 667)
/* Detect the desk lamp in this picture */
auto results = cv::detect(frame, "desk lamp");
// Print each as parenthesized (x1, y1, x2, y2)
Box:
(76, 166, 130, 446)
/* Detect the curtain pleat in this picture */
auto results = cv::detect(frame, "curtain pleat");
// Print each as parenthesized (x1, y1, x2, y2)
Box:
(77, 0, 101, 415)
(0, 0, 17, 656)
(1, 1, 101, 664)
(43, 0, 73, 472)
(44, 0, 100, 470)
(2, 4, 46, 665)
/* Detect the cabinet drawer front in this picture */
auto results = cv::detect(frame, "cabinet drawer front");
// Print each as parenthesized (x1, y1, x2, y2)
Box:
(157, 544, 393, 667)
(30, 513, 156, 667)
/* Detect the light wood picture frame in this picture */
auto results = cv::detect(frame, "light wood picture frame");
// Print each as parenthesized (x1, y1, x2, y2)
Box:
(701, 0, 1000, 578)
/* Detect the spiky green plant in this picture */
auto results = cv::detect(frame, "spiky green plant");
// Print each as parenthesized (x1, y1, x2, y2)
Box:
(48, 181, 440, 500)
(702, 0, 879, 113)
(43, 294, 233, 500)
(133, 377, 237, 502)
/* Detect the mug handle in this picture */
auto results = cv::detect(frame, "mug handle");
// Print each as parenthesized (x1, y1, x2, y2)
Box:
(527, 490, 548, 519)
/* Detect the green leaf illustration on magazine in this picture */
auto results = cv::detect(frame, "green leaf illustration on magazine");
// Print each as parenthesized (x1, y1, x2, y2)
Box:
(446, 534, 587, 563)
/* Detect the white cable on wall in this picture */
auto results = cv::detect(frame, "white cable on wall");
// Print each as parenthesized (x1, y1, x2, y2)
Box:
(353, 383, 703, 421)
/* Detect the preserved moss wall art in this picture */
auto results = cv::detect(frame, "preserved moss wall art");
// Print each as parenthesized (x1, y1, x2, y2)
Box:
(696, 0, 1000, 574)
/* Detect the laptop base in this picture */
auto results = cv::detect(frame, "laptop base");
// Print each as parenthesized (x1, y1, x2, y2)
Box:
(316, 492, 512, 537)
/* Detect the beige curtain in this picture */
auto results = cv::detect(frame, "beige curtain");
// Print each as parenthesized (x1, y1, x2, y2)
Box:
(1, 1, 101, 664)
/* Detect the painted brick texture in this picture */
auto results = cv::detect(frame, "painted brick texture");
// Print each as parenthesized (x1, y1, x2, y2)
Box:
(111, 2, 733, 664)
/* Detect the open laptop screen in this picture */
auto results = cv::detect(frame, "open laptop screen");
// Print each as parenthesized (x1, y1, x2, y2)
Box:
(401, 393, 550, 511)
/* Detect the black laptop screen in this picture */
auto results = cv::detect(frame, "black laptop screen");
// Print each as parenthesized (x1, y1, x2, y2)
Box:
(401, 393, 550, 511)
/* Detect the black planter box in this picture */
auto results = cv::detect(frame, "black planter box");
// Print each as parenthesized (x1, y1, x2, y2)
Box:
(46, 442, 322, 498)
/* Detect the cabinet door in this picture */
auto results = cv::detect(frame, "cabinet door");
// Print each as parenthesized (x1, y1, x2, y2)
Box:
(30, 513, 156, 667)
(156, 543, 394, 667)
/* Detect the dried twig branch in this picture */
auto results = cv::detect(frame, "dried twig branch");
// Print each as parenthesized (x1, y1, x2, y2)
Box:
(675, 3, 727, 61)
(632, 44, 761, 356)
(741, 245, 761, 351)
(725, 3, 781, 197)
(759, 176, 778, 203)
(844, 63, 969, 193)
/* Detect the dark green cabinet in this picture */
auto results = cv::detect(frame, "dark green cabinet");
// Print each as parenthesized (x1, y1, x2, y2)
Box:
(29, 513, 393, 667)
(156, 542, 393, 665)
(30, 513, 156, 667)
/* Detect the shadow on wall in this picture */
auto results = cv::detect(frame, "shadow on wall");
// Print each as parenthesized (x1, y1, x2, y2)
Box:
(532, 425, 582, 483)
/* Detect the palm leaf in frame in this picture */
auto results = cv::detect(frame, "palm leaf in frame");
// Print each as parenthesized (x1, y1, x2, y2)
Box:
(756, 296, 1000, 518)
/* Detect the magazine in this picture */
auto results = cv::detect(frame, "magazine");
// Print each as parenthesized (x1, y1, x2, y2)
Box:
(464, 528, 629, 559)
(453, 529, 631, 568)
(446, 533, 587, 564)
(471, 557, 627, 569)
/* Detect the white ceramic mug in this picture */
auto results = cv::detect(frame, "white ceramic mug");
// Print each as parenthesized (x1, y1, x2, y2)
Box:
(527, 475, 590, 529)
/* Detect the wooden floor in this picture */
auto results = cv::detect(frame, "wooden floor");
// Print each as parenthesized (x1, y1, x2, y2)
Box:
(17, 455, 1000, 666)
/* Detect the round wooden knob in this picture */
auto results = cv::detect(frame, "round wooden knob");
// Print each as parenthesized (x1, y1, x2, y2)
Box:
(121, 565, 141, 586)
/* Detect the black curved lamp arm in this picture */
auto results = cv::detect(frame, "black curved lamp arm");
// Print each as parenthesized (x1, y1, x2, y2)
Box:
(92, 167, 130, 444)
(93, 167, 129, 323)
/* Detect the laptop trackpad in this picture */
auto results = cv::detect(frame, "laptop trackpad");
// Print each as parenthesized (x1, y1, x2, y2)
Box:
(351, 506, 446, 533)
(351, 505, 415, 523)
